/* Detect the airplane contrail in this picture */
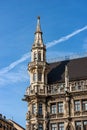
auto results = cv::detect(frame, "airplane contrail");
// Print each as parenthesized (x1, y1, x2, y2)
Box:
(0, 53, 30, 74)
(0, 25, 87, 74)
(46, 25, 87, 48)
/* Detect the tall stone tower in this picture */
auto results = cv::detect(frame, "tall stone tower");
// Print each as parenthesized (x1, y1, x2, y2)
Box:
(23, 17, 87, 130)
(24, 17, 49, 130)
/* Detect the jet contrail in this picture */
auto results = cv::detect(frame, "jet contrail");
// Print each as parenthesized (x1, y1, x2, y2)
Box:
(0, 52, 30, 74)
(0, 25, 87, 74)
(46, 25, 87, 48)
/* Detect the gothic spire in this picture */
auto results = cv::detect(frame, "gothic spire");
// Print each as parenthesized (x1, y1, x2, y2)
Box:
(35, 16, 42, 34)
(33, 16, 44, 47)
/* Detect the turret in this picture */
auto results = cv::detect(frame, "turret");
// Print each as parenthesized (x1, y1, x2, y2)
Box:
(23, 17, 49, 130)
(31, 16, 46, 62)
(28, 16, 48, 93)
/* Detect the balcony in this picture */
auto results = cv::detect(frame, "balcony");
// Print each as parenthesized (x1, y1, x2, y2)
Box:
(71, 80, 87, 92)
(47, 83, 65, 95)
(25, 80, 87, 97)
(28, 61, 47, 70)
(25, 83, 65, 97)
(25, 85, 47, 96)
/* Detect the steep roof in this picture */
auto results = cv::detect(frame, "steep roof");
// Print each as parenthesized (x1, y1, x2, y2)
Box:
(9, 120, 25, 130)
(47, 57, 87, 84)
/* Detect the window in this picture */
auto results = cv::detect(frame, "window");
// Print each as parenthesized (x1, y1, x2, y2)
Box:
(82, 100, 87, 111)
(58, 102, 63, 113)
(34, 52, 37, 61)
(38, 73, 42, 81)
(10, 127, 12, 130)
(51, 124, 57, 130)
(38, 52, 41, 61)
(32, 104, 36, 114)
(3, 125, 5, 130)
(38, 103, 42, 115)
(51, 103, 56, 114)
(83, 121, 87, 130)
(75, 85, 81, 91)
(33, 73, 37, 82)
(75, 121, 81, 130)
(74, 101, 80, 111)
(58, 123, 64, 130)
(0, 123, 2, 128)
(7, 126, 8, 130)
(38, 124, 43, 130)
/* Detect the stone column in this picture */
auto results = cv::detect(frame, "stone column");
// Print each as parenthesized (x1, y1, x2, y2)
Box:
(65, 95, 70, 117)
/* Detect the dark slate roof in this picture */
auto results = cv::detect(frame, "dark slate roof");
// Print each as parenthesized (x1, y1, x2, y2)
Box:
(47, 57, 87, 84)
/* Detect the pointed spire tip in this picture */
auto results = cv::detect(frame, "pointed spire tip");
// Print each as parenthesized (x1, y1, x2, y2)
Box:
(35, 16, 42, 34)
(37, 16, 40, 19)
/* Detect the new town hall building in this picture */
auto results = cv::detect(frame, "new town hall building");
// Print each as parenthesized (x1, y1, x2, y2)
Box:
(23, 17, 87, 130)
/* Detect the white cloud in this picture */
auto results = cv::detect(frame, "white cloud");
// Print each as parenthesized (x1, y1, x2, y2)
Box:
(0, 52, 30, 74)
(0, 65, 29, 86)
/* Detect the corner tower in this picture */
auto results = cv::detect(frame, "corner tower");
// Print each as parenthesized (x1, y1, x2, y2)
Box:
(29, 16, 48, 88)
(24, 17, 49, 130)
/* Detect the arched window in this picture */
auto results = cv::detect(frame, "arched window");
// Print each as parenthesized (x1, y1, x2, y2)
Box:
(38, 51, 41, 61)
(34, 52, 37, 61)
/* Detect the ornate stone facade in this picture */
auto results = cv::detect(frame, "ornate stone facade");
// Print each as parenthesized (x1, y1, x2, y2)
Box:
(23, 17, 87, 130)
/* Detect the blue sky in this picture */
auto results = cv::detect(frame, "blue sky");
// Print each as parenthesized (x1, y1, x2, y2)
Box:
(0, 0, 87, 128)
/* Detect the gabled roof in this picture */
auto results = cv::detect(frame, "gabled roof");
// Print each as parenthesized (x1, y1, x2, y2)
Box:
(9, 120, 25, 130)
(47, 57, 87, 84)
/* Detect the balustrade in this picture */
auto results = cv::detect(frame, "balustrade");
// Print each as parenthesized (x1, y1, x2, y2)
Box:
(25, 80, 87, 96)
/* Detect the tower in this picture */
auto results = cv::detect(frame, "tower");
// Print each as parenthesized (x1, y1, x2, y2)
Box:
(24, 17, 49, 130)
(29, 16, 48, 88)
(23, 17, 87, 130)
